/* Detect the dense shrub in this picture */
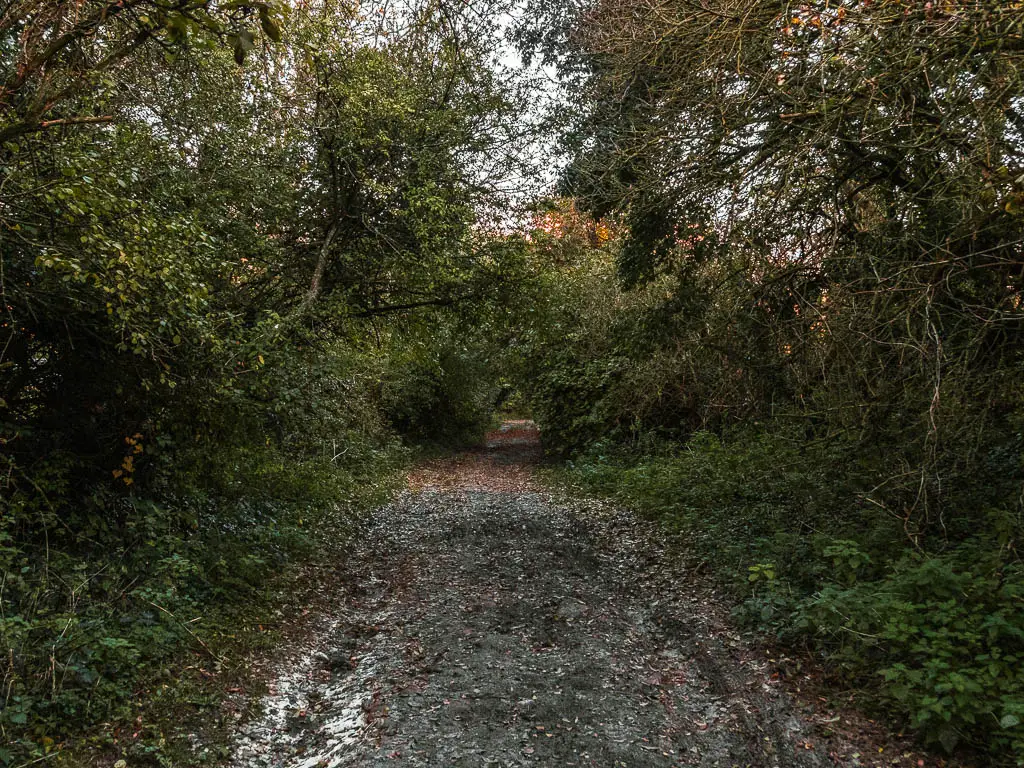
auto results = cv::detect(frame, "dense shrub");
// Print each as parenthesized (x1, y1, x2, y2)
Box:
(800, 553, 1024, 755)
(0, 347, 408, 764)
(380, 341, 498, 448)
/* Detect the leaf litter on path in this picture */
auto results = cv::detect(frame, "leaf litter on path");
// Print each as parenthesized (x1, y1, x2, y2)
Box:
(228, 423, 937, 768)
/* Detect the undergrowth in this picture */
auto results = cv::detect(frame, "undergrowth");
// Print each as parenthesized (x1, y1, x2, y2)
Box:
(555, 430, 1024, 764)
(0, 439, 408, 767)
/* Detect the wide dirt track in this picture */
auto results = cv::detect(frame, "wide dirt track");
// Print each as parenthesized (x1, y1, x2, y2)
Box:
(230, 422, 827, 768)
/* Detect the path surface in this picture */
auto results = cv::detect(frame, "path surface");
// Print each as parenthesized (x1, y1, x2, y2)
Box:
(230, 423, 826, 767)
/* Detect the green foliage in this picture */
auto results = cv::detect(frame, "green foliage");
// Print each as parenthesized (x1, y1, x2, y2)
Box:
(0, 377, 407, 764)
(801, 554, 1024, 755)
(381, 342, 498, 448)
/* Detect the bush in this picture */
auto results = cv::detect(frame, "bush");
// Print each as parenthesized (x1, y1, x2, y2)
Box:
(799, 553, 1024, 755)
(0, 340, 409, 765)
(381, 341, 498, 449)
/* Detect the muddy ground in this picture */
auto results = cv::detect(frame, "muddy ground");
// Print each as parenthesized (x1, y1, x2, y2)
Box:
(227, 423, 924, 768)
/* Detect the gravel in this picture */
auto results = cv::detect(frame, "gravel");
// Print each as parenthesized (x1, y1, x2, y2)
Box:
(229, 479, 825, 768)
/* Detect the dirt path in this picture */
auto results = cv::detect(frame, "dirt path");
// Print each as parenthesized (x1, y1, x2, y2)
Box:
(230, 423, 828, 767)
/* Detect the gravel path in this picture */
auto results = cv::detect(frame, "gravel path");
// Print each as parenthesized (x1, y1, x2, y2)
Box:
(230, 425, 826, 768)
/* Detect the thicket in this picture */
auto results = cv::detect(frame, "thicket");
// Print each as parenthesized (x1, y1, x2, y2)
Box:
(514, 1, 1024, 762)
(0, 1, 528, 763)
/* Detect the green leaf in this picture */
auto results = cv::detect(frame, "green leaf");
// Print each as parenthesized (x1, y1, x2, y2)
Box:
(259, 8, 282, 42)
(1000, 714, 1020, 729)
